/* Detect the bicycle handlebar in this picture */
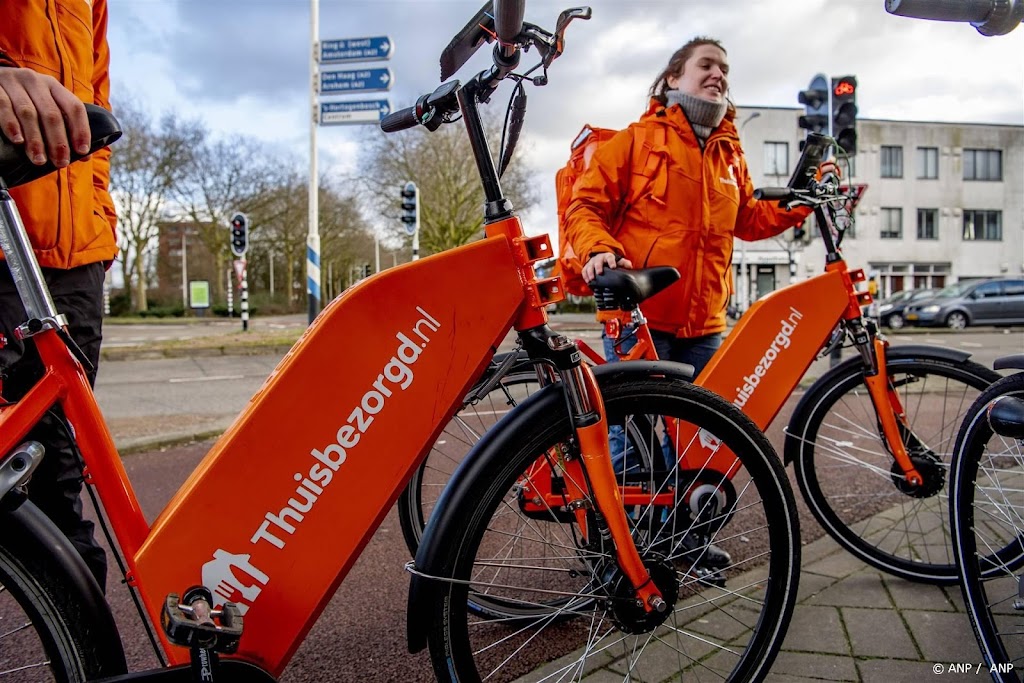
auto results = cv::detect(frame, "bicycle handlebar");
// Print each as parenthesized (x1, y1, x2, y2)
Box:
(885, 0, 1024, 35)
(752, 187, 793, 202)
(494, 0, 526, 45)
(380, 101, 423, 133)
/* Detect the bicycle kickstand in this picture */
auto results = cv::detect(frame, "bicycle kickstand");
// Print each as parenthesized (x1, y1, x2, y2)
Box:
(161, 586, 244, 682)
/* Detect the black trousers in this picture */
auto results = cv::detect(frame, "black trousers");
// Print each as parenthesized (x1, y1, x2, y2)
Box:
(0, 261, 108, 591)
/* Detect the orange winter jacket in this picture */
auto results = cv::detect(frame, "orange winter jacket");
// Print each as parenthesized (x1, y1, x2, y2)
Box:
(564, 100, 810, 338)
(0, 0, 118, 269)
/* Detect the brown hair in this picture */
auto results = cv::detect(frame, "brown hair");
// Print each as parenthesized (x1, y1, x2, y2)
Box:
(648, 37, 727, 107)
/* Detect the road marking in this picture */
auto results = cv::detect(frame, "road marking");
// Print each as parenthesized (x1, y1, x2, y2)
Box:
(960, 341, 983, 348)
(168, 375, 246, 383)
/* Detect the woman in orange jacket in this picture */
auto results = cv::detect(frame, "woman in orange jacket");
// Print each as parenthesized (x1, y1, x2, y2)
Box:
(0, 0, 116, 592)
(565, 37, 816, 376)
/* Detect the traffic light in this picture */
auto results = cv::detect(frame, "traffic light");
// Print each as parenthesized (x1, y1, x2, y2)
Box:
(797, 74, 829, 138)
(831, 75, 858, 155)
(229, 212, 249, 257)
(363, 264, 371, 278)
(400, 182, 419, 235)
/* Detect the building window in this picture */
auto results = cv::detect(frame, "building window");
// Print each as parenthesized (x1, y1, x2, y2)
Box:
(763, 141, 789, 177)
(963, 149, 1002, 181)
(962, 210, 1002, 241)
(881, 208, 903, 239)
(916, 147, 938, 179)
(917, 208, 938, 240)
(881, 146, 903, 178)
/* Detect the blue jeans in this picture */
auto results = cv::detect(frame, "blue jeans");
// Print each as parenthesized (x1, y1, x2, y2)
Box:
(602, 327, 723, 473)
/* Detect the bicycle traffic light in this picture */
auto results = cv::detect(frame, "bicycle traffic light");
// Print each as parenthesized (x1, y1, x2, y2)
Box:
(797, 74, 829, 138)
(230, 212, 249, 257)
(400, 182, 419, 235)
(831, 75, 858, 155)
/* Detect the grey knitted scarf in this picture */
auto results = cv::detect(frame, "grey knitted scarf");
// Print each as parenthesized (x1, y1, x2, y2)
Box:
(665, 89, 727, 148)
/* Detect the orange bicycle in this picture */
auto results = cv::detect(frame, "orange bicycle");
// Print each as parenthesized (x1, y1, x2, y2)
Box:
(0, 3, 800, 682)
(402, 130, 999, 586)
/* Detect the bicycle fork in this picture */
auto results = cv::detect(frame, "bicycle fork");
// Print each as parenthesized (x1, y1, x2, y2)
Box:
(848, 321, 925, 488)
(521, 328, 665, 614)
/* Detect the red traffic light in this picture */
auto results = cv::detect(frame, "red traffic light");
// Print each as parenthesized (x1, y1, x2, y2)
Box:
(833, 80, 856, 97)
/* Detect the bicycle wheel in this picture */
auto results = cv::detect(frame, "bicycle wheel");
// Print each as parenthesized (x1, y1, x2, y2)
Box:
(399, 361, 544, 555)
(789, 355, 998, 584)
(0, 524, 115, 682)
(425, 375, 799, 683)
(951, 373, 1024, 683)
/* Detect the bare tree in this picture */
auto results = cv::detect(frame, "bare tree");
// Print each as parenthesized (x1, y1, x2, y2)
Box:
(175, 135, 290, 301)
(109, 97, 204, 311)
(246, 166, 374, 308)
(357, 108, 539, 256)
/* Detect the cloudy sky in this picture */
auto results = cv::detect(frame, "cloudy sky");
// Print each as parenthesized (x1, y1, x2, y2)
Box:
(105, 0, 1024, 237)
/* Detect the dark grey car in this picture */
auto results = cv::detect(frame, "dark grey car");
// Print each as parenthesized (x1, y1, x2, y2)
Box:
(876, 288, 938, 330)
(904, 278, 1024, 329)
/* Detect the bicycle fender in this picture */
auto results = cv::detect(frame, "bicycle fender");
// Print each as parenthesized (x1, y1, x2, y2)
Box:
(0, 500, 127, 675)
(782, 344, 981, 466)
(994, 354, 1024, 372)
(406, 360, 693, 653)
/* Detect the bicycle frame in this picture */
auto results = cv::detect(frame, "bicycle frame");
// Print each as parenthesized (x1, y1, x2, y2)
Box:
(0, 209, 553, 672)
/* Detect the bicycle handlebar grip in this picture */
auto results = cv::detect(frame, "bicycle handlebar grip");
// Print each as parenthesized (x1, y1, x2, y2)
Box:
(380, 106, 420, 133)
(884, 0, 993, 23)
(753, 187, 793, 201)
(493, 0, 526, 43)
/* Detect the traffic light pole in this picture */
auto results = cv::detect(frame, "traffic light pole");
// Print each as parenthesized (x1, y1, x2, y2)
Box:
(240, 259, 249, 332)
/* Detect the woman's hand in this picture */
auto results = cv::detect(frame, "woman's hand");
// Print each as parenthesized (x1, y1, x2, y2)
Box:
(0, 67, 90, 167)
(582, 252, 634, 281)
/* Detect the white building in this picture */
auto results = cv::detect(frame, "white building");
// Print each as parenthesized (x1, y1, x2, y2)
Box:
(733, 106, 1023, 308)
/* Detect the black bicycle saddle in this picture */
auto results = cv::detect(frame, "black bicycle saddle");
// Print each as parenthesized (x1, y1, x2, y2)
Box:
(0, 104, 121, 188)
(588, 266, 680, 311)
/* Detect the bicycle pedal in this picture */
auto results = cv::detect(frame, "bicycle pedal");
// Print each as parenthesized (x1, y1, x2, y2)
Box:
(162, 586, 244, 654)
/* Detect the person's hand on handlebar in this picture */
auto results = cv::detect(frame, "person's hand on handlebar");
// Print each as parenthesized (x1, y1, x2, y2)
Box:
(583, 252, 634, 281)
(0, 66, 91, 168)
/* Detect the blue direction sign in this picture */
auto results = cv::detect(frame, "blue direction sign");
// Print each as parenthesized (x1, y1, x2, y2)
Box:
(320, 67, 392, 95)
(319, 100, 392, 126)
(319, 36, 393, 64)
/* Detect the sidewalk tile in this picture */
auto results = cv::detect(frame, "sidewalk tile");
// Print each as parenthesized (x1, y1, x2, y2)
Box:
(768, 651, 858, 681)
(842, 606, 916, 659)
(883, 577, 958, 613)
(803, 550, 871, 580)
(806, 571, 893, 609)
(795, 571, 838, 602)
(901, 610, 982, 664)
(781, 605, 849, 655)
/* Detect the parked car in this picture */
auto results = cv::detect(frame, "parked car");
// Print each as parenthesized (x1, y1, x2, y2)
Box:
(875, 288, 938, 330)
(903, 278, 1024, 329)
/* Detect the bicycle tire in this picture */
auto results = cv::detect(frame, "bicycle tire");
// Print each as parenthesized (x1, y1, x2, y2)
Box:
(0, 525, 114, 682)
(951, 372, 1024, 683)
(789, 355, 998, 584)
(398, 363, 544, 555)
(424, 375, 800, 683)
